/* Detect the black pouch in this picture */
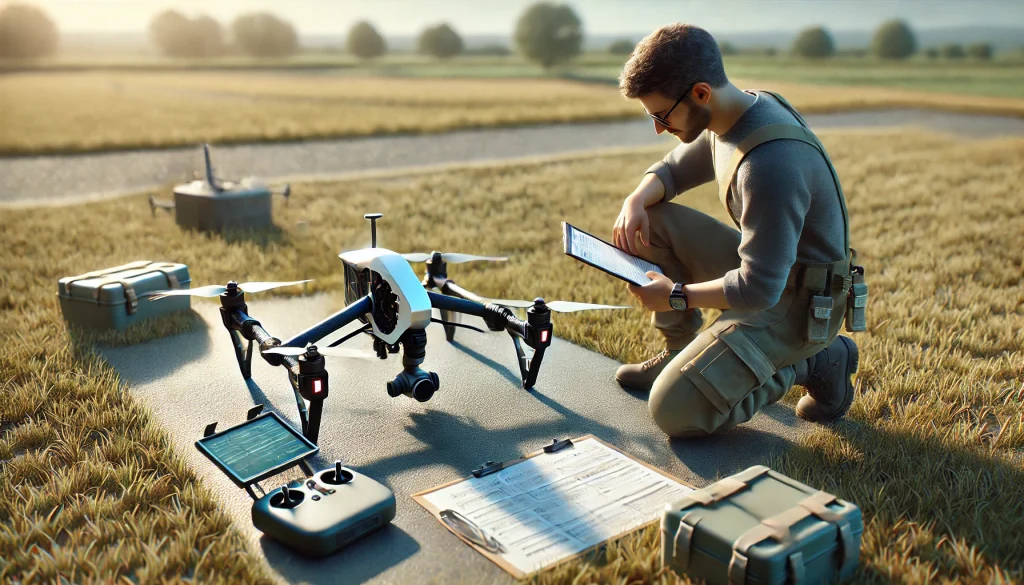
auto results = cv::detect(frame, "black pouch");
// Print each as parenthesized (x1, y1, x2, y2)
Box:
(806, 295, 832, 343)
(845, 266, 867, 332)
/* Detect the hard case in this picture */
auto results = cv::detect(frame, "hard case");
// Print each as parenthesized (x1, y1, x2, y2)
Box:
(662, 465, 862, 585)
(57, 260, 191, 331)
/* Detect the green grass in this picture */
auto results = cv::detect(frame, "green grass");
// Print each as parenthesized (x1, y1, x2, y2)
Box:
(2, 129, 1023, 583)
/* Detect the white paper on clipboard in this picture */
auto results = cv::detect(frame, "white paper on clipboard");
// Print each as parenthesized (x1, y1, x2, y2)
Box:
(414, 437, 694, 579)
(562, 222, 663, 286)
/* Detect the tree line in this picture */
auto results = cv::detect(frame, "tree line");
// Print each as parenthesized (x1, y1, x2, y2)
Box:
(0, 1, 1009, 65)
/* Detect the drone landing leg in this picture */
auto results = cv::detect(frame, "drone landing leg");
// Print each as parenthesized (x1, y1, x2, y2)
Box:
(228, 328, 254, 379)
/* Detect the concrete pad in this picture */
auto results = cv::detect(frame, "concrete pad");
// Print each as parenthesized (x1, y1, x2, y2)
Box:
(101, 294, 815, 585)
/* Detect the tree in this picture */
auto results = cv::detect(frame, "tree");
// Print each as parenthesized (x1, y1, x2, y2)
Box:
(150, 11, 226, 58)
(418, 23, 463, 59)
(872, 19, 916, 60)
(608, 39, 635, 55)
(967, 42, 993, 60)
(793, 26, 835, 59)
(232, 13, 298, 58)
(940, 43, 965, 59)
(0, 2, 59, 59)
(514, 2, 582, 69)
(924, 47, 939, 59)
(347, 21, 386, 59)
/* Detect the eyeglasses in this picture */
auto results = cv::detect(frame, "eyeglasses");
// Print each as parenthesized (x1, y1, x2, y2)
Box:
(647, 82, 698, 129)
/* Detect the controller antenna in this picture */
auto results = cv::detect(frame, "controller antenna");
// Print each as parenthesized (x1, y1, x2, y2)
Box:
(282, 485, 291, 501)
(364, 213, 383, 248)
(336, 460, 343, 481)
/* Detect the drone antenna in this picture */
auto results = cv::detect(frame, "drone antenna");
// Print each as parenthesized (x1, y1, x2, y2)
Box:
(203, 143, 221, 193)
(364, 213, 383, 248)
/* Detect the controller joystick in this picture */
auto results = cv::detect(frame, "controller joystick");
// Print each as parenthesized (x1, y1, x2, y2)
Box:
(271, 484, 303, 509)
(322, 460, 353, 485)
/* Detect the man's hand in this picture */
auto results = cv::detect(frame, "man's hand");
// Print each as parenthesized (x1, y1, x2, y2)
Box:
(626, 271, 674, 312)
(612, 194, 650, 256)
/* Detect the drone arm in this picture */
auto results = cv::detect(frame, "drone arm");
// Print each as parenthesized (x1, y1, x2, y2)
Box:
(280, 295, 373, 348)
(427, 291, 523, 335)
(439, 280, 488, 305)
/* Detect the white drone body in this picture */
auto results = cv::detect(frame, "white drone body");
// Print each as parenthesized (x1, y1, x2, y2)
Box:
(338, 248, 432, 345)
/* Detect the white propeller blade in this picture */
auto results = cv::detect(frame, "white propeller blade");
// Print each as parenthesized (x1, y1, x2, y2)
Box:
(546, 301, 629, 313)
(146, 284, 227, 300)
(487, 299, 628, 312)
(402, 252, 431, 263)
(403, 252, 508, 264)
(238, 280, 311, 294)
(441, 253, 508, 264)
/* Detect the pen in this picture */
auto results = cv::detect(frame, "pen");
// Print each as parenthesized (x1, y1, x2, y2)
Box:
(439, 508, 506, 554)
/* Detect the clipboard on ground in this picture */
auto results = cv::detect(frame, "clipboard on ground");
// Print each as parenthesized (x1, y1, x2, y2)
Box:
(562, 222, 663, 287)
(411, 434, 695, 580)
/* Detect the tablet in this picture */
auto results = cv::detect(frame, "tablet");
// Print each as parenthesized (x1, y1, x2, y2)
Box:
(562, 222, 663, 286)
(195, 411, 318, 488)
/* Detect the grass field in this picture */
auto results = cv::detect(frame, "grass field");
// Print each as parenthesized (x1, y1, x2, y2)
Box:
(2, 129, 1023, 583)
(3, 56, 1024, 155)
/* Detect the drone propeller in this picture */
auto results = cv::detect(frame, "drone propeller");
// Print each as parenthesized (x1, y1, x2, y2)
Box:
(262, 345, 377, 360)
(487, 299, 629, 313)
(146, 280, 311, 300)
(402, 252, 508, 264)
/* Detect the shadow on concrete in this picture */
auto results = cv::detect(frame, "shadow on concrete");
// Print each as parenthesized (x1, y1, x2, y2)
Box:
(260, 522, 420, 585)
(98, 317, 214, 385)
(449, 340, 521, 387)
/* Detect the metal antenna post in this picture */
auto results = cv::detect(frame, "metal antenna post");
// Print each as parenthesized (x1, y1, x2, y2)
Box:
(364, 213, 383, 248)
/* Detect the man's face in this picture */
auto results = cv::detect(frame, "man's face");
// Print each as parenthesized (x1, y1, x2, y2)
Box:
(640, 91, 712, 143)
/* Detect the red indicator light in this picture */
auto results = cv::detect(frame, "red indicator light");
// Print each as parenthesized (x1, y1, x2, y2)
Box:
(540, 330, 550, 343)
(313, 379, 322, 394)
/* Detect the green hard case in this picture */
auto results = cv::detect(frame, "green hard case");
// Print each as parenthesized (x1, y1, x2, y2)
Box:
(57, 260, 191, 331)
(661, 465, 862, 585)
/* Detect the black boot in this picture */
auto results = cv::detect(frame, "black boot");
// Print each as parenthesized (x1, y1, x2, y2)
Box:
(795, 336, 859, 423)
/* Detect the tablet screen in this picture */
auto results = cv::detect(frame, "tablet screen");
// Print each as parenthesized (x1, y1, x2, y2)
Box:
(196, 412, 317, 486)
(562, 222, 663, 286)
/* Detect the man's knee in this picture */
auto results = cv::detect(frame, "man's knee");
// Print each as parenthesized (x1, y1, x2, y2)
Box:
(648, 372, 723, 438)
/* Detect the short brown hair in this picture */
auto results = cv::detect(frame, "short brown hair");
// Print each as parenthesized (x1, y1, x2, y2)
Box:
(619, 23, 728, 100)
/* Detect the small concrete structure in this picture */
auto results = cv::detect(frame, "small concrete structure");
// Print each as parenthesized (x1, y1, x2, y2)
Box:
(172, 177, 273, 232)
(150, 144, 287, 232)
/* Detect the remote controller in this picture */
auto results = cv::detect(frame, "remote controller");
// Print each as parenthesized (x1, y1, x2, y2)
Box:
(252, 461, 396, 557)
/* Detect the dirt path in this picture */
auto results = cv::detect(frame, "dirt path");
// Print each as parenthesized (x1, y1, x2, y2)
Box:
(3, 110, 1023, 207)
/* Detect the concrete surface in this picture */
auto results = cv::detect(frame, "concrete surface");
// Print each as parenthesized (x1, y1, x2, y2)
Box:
(101, 294, 817, 585)
(5, 110, 1024, 207)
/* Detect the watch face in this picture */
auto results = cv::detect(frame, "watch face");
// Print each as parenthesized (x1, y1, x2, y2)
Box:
(669, 296, 687, 311)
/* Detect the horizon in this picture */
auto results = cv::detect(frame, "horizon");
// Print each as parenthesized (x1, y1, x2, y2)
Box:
(20, 0, 1024, 36)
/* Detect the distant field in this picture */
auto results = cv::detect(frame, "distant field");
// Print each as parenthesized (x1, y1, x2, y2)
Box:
(2, 55, 1024, 155)
(2, 129, 1022, 583)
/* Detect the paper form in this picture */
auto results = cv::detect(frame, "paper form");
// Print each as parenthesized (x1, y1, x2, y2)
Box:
(563, 223, 663, 286)
(419, 438, 694, 577)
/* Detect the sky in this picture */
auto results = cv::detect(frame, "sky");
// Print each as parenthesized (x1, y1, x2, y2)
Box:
(19, 0, 1024, 35)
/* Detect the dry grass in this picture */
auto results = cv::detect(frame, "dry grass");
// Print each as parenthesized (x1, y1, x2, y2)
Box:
(1, 128, 1022, 583)
(3, 70, 1024, 156)
(0, 72, 639, 156)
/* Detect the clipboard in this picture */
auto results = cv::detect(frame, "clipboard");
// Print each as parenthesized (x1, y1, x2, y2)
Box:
(562, 222, 664, 287)
(412, 434, 695, 580)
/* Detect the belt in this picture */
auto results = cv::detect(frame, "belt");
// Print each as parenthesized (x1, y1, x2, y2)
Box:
(785, 257, 852, 295)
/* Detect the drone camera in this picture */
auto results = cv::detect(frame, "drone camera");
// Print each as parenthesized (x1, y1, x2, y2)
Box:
(387, 367, 439, 402)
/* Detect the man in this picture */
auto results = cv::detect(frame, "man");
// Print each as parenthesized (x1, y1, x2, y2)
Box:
(611, 23, 867, 437)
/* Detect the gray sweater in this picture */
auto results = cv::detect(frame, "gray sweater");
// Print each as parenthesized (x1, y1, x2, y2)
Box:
(645, 91, 847, 313)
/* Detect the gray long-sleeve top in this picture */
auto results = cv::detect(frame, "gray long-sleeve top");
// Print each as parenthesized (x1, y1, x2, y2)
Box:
(645, 91, 847, 312)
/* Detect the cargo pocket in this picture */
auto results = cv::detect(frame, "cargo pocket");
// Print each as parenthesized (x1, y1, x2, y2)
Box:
(681, 325, 777, 416)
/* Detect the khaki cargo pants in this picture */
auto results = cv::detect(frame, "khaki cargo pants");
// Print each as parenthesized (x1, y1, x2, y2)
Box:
(633, 202, 851, 438)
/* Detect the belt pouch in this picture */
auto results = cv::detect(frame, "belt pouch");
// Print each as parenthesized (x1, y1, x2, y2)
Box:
(807, 295, 832, 343)
(845, 267, 867, 332)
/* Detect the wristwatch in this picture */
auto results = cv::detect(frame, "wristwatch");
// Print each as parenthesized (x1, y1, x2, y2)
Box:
(669, 282, 689, 311)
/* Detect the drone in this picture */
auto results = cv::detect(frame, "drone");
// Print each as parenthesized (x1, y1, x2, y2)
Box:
(147, 213, 627, 444)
